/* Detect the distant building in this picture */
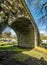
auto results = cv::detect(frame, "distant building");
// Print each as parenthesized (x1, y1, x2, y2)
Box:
(42, 40, 47, 43)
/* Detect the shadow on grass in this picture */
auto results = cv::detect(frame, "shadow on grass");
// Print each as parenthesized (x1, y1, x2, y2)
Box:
(0, 50, 47, 65)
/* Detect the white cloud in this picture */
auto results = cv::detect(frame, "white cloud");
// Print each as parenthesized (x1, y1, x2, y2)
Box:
(40, 30, 45, 33)
(40, 30, 47, 36)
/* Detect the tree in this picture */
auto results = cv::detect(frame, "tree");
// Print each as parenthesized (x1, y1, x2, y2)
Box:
(2, 32, 11, 38)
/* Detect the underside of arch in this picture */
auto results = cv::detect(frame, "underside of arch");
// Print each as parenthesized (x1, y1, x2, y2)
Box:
(9, 17, 35, 48)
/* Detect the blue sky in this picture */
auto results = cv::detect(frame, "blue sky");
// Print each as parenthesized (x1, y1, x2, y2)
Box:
(25, 0, 47, 35)
(3, 0, 47, 36)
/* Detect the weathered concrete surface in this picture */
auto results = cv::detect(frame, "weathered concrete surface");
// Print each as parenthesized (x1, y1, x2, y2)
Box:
(10, 17, 35, 48)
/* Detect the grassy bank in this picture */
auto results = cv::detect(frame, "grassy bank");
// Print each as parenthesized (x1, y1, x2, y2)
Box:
(0, 45, 47, 61)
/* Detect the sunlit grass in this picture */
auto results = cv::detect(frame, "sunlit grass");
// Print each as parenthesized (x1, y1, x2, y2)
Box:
(0, 42, 7, 44)
(35, 47, 47, 53)
(22, 47, 47, 61)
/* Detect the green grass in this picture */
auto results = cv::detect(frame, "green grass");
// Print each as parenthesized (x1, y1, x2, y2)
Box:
(0, 45, 30, 61)
(23, 48, 47, 61)
(0, 42, 29, 52)
(0, 45, 47, 61)
(0, 42, 47, 61)
(0, 45, 27, 52)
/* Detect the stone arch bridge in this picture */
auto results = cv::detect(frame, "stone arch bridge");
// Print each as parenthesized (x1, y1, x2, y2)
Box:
(0, 0, 39, 48)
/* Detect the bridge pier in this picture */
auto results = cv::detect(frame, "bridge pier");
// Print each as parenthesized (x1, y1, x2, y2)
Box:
(17, 30, 34, 48)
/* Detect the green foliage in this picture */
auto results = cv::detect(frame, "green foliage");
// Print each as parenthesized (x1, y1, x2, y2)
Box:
(40, 34, 47, 40)
(2, 32, 11, 38)
(39, 34, 47, 47)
